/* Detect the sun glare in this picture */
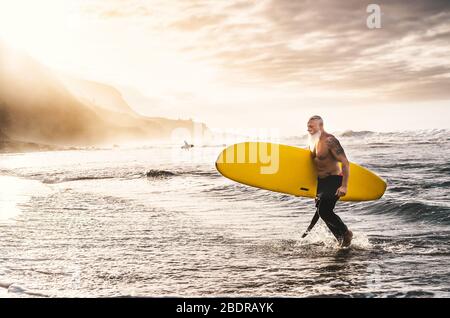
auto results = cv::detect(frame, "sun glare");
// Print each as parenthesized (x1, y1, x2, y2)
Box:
(0, 1, 77, 64)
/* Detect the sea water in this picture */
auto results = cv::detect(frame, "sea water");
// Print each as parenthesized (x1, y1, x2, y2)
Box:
(0, 129, 449, 297)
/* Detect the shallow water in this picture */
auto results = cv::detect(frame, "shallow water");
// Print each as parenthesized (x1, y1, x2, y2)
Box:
(1, 129, 449, 297)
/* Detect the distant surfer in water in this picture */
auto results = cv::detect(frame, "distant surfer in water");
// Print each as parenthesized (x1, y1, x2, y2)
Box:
(303, 115, 353, 247)
(181, 140, 194, 150)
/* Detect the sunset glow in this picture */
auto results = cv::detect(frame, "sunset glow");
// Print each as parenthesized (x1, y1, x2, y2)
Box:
(0, 0, 449, 135)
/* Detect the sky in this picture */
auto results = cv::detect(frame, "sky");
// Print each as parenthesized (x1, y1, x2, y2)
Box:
(0, 0, 449, 136)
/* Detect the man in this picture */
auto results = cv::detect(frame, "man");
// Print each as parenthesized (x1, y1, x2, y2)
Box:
(302, 115, 353, 247)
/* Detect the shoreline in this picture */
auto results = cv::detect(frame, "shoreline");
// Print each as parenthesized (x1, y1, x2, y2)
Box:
(0, 137, 63, 154)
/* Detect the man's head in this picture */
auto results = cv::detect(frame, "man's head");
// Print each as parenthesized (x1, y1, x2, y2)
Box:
(307, 115, 324, 135)
(307, 115, 324, 151)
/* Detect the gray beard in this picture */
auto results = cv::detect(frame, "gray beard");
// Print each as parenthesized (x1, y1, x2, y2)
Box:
(308, 131, 322, 152)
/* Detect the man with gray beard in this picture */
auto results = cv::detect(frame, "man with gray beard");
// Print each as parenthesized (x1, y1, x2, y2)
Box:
(303, 115, 353, 247)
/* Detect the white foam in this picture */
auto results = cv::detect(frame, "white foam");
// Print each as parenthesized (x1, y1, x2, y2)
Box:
(0, 176, 53, 223)
(298, 222, 373, 250)
(0, 283, 48, 298)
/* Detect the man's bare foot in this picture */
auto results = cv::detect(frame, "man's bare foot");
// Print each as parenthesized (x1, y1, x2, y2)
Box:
(340, 230, 353, 248)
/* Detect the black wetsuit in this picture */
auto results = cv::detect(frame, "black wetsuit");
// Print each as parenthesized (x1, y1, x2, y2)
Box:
(303, 175, 348, 242)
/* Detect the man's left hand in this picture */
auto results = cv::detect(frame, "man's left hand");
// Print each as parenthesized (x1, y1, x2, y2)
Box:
(336, 186, 347, 197)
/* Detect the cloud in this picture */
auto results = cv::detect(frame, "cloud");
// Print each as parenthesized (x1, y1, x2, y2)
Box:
(79, 0, 151, 19)
(163, 0, 450, 101)
(169, 14, 228, 31)
(73, 0, 450, 103)
(100, 6, 150, 19)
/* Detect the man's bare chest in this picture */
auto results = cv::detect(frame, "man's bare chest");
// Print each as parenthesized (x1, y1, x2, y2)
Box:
(313, 142, 332, 161)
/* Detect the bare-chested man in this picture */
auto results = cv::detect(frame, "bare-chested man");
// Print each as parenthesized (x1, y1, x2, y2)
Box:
(302, 115, 353, 247)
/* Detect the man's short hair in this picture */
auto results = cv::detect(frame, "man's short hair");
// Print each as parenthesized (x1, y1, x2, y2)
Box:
(309, 115, 323, 125)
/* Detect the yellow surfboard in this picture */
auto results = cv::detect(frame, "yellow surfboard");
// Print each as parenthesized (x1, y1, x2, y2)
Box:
(215, 142, 387, 202)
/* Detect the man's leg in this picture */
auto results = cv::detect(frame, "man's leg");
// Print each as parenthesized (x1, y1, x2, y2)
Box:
(317, 195, 349, 243)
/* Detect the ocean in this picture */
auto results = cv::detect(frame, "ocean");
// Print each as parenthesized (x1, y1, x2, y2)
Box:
(0, 129, 449, 297)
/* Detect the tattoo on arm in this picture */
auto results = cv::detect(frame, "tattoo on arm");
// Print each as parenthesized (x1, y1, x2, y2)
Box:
(327, 137, 345, 156)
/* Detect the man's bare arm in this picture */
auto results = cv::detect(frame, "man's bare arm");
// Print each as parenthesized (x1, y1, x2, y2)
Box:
(327, 136, 349, 187)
